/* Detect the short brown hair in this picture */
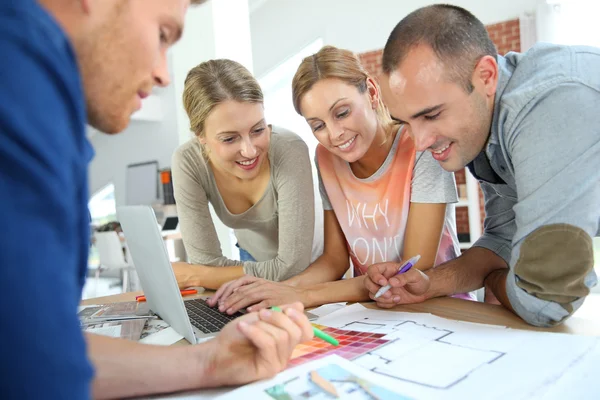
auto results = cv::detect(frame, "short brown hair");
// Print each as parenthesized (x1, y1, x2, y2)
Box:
(292, 45, 396, 138)
(382, 4, 497, 93)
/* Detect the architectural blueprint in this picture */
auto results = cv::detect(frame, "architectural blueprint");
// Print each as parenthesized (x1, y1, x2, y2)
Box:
(312, 304, 600, 400)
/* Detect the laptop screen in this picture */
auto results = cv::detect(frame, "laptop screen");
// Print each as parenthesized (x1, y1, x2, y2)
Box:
(162, 216, 178, 231)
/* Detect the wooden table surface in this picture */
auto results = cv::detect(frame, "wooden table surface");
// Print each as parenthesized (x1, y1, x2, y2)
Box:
(82, 290, 600, 336)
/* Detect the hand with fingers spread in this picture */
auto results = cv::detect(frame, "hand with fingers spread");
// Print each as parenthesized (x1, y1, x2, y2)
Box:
(198, 302, 313, 387)
(207, 275, 264, 308)
(219, 280, 307, 314)
(364, 262, 430, 308)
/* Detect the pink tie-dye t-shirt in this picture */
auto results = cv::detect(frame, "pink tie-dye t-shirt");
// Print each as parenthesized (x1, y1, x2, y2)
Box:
(316, 128, 474, 301)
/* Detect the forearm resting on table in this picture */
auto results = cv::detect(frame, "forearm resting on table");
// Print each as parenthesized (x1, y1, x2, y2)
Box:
(484, 268, 514, 312)
(302, 276, 370, 308)
(284, 253, 349, 288)
(87, 333, 209, 399)
(175, 262, 244, 290)
(425, 246, 508, 299)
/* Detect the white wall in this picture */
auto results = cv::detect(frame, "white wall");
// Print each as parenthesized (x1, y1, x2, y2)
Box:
(89, 0, 539, 203)
(250, 0, 537, 77)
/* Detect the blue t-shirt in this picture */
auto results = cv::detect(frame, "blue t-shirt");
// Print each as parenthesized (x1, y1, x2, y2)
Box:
(0, 0, 95, 398)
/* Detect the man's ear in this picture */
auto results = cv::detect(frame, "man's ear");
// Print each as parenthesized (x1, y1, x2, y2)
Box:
(473, 55, 498, 98)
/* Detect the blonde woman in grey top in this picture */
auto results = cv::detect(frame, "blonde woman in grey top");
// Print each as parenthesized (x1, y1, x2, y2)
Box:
(171, 59, 314, 290)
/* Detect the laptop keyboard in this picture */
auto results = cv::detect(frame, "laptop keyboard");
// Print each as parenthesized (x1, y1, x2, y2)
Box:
(184, 298, 244, 334)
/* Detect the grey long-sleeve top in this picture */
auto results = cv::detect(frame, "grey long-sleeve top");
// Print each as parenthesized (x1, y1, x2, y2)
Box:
(171, 127, 315, 281)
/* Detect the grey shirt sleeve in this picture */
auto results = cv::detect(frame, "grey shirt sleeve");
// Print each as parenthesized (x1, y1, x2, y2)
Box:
(502, 83, 600, 326)
(410, 151, 459, 203)
(314, 152, 333, 211)
(242, 137, 315, 281)
(473, 181, 516, 265)
(171, 146, 242, 267)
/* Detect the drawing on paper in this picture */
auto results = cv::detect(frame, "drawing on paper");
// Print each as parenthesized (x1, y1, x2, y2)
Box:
(300, 304, 600, 400)
(345, 318, 504, 389)
(265, 363, 411, 400)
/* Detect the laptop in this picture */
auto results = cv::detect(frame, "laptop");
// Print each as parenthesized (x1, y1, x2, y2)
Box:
(117, 205, 245, 344)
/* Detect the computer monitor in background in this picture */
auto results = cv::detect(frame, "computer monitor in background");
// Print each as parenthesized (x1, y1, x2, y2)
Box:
(126, 161, 159, 206)
(162, 216, 179, 232)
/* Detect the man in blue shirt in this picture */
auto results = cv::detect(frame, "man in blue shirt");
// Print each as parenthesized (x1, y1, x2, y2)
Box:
(366, 4, 600, 327)
(0, 0, 312, 398)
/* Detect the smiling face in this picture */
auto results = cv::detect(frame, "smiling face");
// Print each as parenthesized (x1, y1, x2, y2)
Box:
(200, 101, 271, 180)
(380, 45, 497, 172)
(75, 0, 188, 133)
(300, 78, 381, 163)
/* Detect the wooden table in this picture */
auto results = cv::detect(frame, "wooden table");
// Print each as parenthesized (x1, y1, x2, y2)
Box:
(82, 290, 600, 337)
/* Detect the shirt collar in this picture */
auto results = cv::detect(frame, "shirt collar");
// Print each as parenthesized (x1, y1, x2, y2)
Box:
(488, 54, 515, 148)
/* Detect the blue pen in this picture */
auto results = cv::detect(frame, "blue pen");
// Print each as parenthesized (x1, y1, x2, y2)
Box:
(374, 255, 421, 299)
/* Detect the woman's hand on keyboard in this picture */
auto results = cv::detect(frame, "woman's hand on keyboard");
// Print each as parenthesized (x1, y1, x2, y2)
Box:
(207, 275, 264, 307)
(219, 280, 307, 315)
(198, 302, 313, 387)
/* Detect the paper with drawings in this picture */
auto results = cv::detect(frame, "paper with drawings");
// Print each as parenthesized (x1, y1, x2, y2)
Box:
(216, 354, 410, 399)
(528, 338, 600, 400)
(313, 303, 600, 400)
(308, 302, 348, 318)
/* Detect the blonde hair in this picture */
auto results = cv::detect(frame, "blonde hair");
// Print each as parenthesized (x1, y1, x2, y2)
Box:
(292, 45, 397, 139)
(183, 59, 263, 140)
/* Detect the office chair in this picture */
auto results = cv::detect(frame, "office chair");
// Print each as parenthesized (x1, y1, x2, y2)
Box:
(94, 231, 136, 294)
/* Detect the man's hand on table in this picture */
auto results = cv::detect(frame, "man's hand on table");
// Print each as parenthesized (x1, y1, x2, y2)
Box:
(197, 302, 313, 387)
(364, 262, 430, 308)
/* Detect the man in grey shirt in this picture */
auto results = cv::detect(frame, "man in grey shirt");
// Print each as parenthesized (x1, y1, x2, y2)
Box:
(366, 4, 599, 327)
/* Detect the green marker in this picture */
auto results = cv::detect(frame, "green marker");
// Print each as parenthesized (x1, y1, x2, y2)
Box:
(271, 306, 339, 346)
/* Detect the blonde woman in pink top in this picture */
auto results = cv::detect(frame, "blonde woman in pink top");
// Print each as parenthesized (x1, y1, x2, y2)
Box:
(208, 46, 473, 314)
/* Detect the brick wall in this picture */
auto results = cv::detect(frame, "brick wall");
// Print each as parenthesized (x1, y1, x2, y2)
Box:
(486, 19, 521, 56)
(358, 50, 383, 77)
(454, 169, 469, 234)
(358, 19, 521, 77)
(357, 18, 521, 245)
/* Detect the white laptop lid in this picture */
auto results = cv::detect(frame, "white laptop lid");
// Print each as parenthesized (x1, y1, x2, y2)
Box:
(117, 205, 197, 344)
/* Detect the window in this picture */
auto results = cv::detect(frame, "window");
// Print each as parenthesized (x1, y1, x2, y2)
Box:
(539, 0, 600, 47)
(259, 38, 323, 162)
(88, 183, 117, 267)
(89, 182, 117, 225)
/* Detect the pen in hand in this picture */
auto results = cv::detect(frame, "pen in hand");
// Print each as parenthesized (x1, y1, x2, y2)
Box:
(374, 255, 421, 299)
(271, 306, 339, 346)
